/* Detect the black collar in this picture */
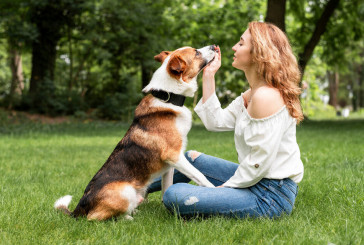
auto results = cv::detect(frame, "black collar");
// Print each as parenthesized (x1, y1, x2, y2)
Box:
(151, 90, 186, 107)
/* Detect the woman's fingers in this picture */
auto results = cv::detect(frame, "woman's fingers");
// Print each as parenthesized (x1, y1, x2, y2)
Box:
(217, 45, 221, 60)
(202, 45, 222, 76)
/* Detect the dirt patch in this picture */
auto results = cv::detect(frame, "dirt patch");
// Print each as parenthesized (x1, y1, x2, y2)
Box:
(24, 113, 71, 124)
(3, 109, 72, 124)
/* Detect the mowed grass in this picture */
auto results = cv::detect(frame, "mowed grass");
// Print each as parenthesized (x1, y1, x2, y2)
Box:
(0, 116, 363, 244)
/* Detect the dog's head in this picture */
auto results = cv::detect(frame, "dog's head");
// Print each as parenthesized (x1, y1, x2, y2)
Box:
(143, 45, 217, 97)
(154, 45, 216, 82)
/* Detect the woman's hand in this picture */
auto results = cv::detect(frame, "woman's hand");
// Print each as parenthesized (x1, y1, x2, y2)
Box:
(203, 45, 221, 77)
(201, 46, 221, 103)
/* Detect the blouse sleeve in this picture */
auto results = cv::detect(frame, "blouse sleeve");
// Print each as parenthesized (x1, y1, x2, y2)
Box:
(224, 112, 287, 188)
(194, 93, 243, 132)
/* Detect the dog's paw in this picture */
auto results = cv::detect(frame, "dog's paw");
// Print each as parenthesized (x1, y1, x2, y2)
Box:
(124, 215, 134, 220)
(137, 195, 144, 205)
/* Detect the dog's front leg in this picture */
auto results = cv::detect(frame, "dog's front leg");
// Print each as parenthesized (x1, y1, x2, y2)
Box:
(161, 168, 174, 200)
(171, 155, 215, 188)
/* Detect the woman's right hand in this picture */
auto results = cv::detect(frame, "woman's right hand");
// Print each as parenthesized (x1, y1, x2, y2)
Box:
(203, 45, 221, 77)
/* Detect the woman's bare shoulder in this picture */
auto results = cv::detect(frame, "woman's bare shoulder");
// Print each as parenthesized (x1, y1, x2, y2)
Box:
(249, 86, 285, 119)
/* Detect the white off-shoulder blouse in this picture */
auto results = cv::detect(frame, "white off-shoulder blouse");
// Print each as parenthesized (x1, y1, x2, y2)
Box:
(194, 93, 304, 188)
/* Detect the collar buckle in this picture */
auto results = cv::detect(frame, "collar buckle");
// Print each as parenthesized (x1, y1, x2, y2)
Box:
(161, 92, 170, 103)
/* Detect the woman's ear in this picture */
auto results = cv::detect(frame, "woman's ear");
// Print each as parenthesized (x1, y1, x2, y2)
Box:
(154, 51, 171, 63)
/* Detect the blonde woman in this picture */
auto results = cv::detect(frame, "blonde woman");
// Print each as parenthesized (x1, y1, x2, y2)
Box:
(148, 22, 304, 218)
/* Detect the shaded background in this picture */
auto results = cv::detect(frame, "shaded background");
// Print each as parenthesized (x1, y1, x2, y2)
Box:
(0, 0, 363, 120)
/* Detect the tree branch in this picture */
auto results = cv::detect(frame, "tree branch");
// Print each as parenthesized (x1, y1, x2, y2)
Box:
(298, 0, 340, 74)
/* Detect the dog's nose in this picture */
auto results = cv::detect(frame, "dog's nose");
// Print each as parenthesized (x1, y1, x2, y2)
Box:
(209, 45, 216, 51)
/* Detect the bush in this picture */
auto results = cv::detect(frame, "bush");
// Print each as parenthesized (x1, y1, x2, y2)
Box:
(97, 92, 141, 120)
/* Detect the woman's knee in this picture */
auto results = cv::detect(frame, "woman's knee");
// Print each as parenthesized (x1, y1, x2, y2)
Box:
(163, 183, 202, 211)
(185, 150, 202, 162)
(163, 183, 185, 211)
(163, 183, 184, 202)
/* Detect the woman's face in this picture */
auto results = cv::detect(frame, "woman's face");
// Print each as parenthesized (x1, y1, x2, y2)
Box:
(232, 29, 253, 71)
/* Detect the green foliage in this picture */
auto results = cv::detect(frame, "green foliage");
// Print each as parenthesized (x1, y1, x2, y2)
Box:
(320, 0, 364, 70)
(0, 0, 363, 118)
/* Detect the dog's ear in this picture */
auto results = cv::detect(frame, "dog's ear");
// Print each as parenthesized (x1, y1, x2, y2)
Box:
(168, 55, 186, 76)
(154, 51, 171, 63)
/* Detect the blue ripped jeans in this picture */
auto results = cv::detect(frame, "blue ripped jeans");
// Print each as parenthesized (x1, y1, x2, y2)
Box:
(147, 152, 299, 219)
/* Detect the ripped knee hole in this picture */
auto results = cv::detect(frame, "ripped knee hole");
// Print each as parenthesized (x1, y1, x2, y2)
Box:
(187, 150, 202, 162)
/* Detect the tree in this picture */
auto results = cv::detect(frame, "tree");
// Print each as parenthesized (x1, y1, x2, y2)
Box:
(28, 0, 84, 112)
(265, 0, 340, 77)
(320, 0, 364, 111)
(296, 0, 340, 75)
(265, 0, 286, 32)
(0, 0, 35, 108)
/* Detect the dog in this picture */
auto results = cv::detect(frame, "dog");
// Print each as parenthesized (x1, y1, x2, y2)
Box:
(54, 45, 217, 220)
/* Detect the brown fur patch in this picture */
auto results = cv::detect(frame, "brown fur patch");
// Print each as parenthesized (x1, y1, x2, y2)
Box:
(154, 51, 171, 63)
(87, 182, 130, 220)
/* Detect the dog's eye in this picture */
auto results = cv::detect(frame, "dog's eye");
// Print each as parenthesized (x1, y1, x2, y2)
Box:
(195, 50, 201, 56)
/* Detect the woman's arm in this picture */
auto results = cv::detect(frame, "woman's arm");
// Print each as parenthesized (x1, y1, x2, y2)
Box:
(195, 46, 249, 132)
(195, 46, 242, 131)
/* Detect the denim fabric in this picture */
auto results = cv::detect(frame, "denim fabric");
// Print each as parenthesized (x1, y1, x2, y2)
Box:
(148, 151, 298, 219)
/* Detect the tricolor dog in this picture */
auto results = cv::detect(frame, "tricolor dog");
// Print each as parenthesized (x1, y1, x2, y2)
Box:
(54, 45, 217, 220)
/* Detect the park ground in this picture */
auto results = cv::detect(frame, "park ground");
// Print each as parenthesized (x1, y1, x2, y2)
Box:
(0, 109, 363, 244)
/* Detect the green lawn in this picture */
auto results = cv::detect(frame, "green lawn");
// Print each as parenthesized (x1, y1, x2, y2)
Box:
(0, 115, 363, 244)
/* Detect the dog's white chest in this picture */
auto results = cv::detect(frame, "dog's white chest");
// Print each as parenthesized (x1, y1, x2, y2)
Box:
(175, 106, 192, 153)
(175, 107, 192, 137)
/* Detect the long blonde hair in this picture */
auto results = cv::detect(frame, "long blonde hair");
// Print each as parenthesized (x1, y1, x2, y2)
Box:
(248, 21, 303, 124)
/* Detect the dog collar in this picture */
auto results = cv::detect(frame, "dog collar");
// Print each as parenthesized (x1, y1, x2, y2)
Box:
(151, 90, 186, 107)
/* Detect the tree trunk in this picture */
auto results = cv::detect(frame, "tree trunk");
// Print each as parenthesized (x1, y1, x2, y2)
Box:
(328, 70, 339, 109)
(359, 65, 364, 108)
(28, 1, 78, 112)
(68, 25, 74, 92)
(265, 0, 286, 32)
(298, 0, 340, 75)
(29, 31, 58, 98)
(8, 44, 24, 109)
(352, 65, 360, 111)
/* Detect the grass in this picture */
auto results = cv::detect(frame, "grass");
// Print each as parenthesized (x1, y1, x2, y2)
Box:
(0, 112, 363, 244)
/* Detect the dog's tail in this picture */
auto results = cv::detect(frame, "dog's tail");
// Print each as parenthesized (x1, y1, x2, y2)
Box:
(54, 195, 73, 216)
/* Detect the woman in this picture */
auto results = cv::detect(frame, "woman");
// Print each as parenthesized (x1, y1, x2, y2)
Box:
(148, 21, 304, 219)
